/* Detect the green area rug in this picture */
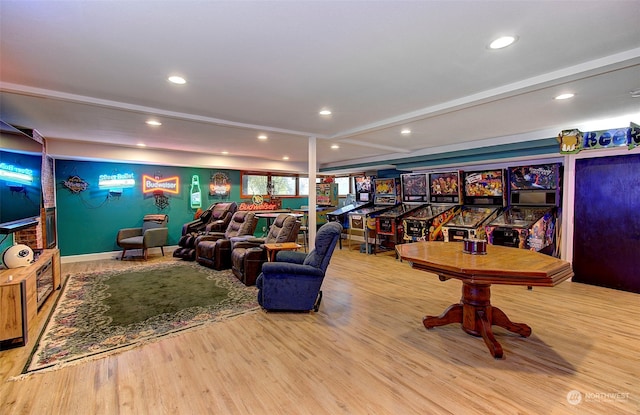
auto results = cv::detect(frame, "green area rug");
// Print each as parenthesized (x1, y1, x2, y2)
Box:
(24, 261, 258, 374)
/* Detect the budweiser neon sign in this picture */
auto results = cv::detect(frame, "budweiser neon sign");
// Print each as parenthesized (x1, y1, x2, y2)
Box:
(238, 202, 280, 211)
(142, 174, 180, 194)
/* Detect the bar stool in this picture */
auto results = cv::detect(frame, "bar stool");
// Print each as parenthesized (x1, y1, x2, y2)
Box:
(298, 206, 309, 252)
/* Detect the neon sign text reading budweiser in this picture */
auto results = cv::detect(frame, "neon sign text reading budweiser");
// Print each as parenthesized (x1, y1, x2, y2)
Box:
(142, 175, 180, 194)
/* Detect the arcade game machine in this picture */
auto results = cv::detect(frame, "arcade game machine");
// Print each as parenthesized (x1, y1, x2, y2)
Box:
(402, 171, 462, 242)
(347, 177, 399, 253)
(294, 182, 339, 245)
(442, 169, 504, 242)
(375, 172, 429, 251)
(313, 182, 339, 226)
(485, 163, 561, 256)
(326, 175, 373, 229)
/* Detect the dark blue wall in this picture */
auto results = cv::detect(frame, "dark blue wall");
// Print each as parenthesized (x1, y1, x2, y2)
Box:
(573, 153, 640, 293)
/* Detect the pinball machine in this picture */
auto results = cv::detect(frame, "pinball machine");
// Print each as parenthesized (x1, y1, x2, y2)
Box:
(375, 173, 429, 251)
(311, 182, 339, 226)
(485, 163, 561, 255)
(347, 177, 399, 253)
(326, 175, 374, 229)
(442, 169, 504, 242)
(293, 182, 339, 247)
(401, 171, 462, 242)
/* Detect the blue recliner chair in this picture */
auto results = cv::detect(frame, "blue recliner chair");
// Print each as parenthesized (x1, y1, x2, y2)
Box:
(256, 222, 342, 312)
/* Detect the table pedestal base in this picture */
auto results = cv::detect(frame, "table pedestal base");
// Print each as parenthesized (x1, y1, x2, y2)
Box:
(423, 283, 532, 359)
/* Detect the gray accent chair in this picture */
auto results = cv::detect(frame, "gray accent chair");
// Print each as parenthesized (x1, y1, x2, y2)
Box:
(116, 214, 169, 260)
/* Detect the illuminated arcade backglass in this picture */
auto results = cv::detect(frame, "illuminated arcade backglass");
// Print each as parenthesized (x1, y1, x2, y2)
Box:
(442, 169, 504, 242)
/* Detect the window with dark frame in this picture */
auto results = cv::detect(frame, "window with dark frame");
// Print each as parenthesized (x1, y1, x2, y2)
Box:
(241, 172, 356, 197)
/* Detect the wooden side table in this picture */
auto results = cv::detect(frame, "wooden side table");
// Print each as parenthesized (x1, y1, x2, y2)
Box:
(263, 242, 302, 262)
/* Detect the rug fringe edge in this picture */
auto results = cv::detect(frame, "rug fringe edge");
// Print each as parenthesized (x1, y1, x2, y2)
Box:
(11, 306, 260, 381)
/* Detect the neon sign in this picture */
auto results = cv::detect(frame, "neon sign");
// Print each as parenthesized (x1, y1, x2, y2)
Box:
(0, 163, 34, 185)
(63, 175, 89, 193)
(209, 172, 231, 198)
(238, 195, 281, 211)
(142, 174, 180, 194)
(98, 173, 135, 189)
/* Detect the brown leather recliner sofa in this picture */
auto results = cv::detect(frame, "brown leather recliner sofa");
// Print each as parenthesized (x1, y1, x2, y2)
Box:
(195, 211, 258, 270)
(174, 202, 237, 260)
(231, 213, 301, 286)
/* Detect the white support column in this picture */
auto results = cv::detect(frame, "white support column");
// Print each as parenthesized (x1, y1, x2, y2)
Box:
(561, 153, 575, 264)
(308, 136, 317, 250)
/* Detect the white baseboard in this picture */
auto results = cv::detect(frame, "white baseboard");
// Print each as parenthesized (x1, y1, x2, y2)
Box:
(60, 245, 179, 264)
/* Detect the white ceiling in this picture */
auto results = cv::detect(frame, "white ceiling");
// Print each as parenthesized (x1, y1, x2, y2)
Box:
(1, 1, 639, 173)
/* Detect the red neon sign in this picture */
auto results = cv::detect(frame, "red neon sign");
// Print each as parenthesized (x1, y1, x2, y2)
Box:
(142, 174, 180, 194)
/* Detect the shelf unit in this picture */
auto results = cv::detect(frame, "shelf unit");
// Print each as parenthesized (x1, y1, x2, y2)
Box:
(0, 249, 60, 349)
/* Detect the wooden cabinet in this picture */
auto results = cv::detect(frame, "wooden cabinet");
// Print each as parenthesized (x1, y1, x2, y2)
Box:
(0, 280, 26, 341)
(0, 249, 60, 348)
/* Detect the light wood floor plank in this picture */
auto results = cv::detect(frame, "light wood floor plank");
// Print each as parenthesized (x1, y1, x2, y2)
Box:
(1, 247, 638, 414)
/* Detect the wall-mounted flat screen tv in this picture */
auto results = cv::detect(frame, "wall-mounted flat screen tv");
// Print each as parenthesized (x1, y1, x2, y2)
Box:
(0, 123, 43, 234)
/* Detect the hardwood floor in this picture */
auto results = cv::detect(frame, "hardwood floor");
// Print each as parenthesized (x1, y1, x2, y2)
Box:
(1, 246, 638, 414)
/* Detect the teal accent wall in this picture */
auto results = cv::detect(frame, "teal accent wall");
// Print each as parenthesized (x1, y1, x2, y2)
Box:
(0, 234, 13, 259)
(55, 159, 307, 256)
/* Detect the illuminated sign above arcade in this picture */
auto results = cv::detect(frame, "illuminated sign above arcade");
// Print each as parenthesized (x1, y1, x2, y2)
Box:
(142, 174, 180, 194)
(558, 123, 639, 154)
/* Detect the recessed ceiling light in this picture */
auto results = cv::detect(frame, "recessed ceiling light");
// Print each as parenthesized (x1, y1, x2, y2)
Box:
(137, 143, 147, 147)
(555, 93, 575, 100)
(319, 109, 332, 116)
(489, 36, 517, 49)
(331, 144, 340, 149)
(168, 75, 186, 85)
(146, 120, 162, 126)
(258, 134, 268, 140)
(282, 156, 290, 160)
(221, 151, 229, 155)
(401, 128, 411, 135)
